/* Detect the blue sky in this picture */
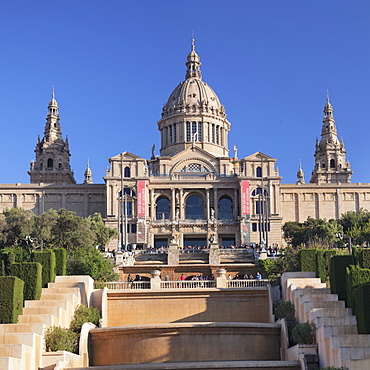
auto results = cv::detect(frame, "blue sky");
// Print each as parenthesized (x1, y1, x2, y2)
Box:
(1, 1, 370, 184)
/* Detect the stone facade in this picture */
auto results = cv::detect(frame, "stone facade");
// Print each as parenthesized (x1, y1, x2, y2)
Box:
(1, 40, 369, 247)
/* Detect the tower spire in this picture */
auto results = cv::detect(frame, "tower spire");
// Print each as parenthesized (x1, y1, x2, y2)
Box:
(185, 39, 202, 80)
(310, 93, 352, 184)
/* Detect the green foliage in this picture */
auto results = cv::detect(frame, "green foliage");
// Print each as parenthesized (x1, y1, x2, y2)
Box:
(67, 248, 118, 282)
(330, 255, 354, 302)
(69, 305, 101, 333)
(299, 249, 317, 272)
(274, 300, 296, 321)
(44, 326, 79, 353)
(283, 217, 342, 248)
(11, 262, 42, 301)
(291, 321, 316, 345)
(259, 247, 300, 280)
(339, 209, 370, 246)
(0, 248, 15, 276)
(32, 250, 56, 288)
(353, 283, 370, 334)
(0, 276, 24, 323)
(44, 304, 101, 354)
(359, 249, 370, 269)
(316, 249, 338, 283)
(346, 265, 370, 312)
(53, 248, 67, 276)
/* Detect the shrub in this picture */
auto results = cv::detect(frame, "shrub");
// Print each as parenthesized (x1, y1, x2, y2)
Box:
(330, 254, 354, 301)
(53, 248, 67, 276)
(0, 276, 24, 324)
(44, 326, 79, 353)
(11, 262, 42, 301)
(274, 300, 296, 321)
(32, 250, 56, 287)
(353, 283, 370, 334)
(316, 249, 337, 283)
(291, 321, 316, 345)
(299, 249, 317, 272)
(69, 305, 101, 333)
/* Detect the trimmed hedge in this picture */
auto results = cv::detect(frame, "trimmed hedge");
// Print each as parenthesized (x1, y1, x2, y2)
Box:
(0, 249, 15, 276)
(32, 250, 56, 288)
(346, 265, 370, 313)
(353, 283, 370, 334)
(330, 254, 354, 302)
(316, 249, 337, 283)
(53, 248, 67, 276)
(359, 249, 370, 269)
(0, 276, 24, 323)
(299, 249, 317, 273)
(11, 262, 42, 301)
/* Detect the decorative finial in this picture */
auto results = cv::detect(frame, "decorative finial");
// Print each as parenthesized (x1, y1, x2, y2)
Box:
(326, 89, 330, 102)
(191, 38, 195, 51)
(299, 159, 302, 169)
(52, 85, 55, 99)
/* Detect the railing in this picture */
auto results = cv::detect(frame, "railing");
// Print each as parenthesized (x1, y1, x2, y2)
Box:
(227, 279, 269, 288)
(99, 281, 150, 289)
(161, 280, 216, 289)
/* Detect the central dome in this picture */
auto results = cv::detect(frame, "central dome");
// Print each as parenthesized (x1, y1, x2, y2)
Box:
(158, 40, 231, 158)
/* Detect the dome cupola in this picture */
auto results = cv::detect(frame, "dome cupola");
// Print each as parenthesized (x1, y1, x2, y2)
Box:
(158, 40, 231, 157)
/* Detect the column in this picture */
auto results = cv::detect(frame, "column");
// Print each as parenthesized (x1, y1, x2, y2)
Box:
(336, 189, 341, 220)
(171, 188, 176, 220)
(214, 188, 218, 219)
(179, 188, 183, 219)
(233, 188, 238, 219)
(206, 188, 210, 219)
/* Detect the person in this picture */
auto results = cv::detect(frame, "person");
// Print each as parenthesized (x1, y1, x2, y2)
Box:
(180, 273, 186, 281)
(256, 272, 262, 280)
(228, 274, 232, 280)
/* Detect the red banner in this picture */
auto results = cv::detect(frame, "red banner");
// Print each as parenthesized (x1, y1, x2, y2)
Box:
(137, 180, 146, 218)
(241, 180, 250, 216)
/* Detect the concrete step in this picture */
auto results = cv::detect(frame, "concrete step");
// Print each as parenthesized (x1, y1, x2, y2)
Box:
(0, 356, 22, 370)
(332, 345, 370, 367)
(308, 307, 353, 322)
(342, 357, 370, 370)
(65, 360, 302, 369)
(0, 344, 33, 370)
(17, 313, 59, 326)
(0, 323, 45, 336)
(318, 325, 358, 337)
(328, 334, 370, 348)
(301, 300, 345, 322)
(312, 314, 357, 328)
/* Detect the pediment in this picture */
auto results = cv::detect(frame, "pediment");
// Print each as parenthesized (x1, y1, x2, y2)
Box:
(242, 151, 276, 162)
(109, 151, 145, 162)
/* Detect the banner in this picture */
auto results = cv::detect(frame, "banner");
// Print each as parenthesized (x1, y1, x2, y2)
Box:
(137, 180, 146, 243)
(241, 180, 250, 216)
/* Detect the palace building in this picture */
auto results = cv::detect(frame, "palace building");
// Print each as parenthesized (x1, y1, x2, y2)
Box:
(1, 40, 370, 249)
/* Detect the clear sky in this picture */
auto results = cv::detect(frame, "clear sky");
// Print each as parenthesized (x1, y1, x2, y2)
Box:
(1, 1, 369, 184)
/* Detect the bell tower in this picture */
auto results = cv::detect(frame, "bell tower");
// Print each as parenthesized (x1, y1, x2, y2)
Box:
(28, 89, 76, 184)
(310, 93, 352, 184)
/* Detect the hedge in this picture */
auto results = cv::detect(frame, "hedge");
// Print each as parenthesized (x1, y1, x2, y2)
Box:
(353, 283, 370, 334)
(32, 250, 56, 288)
(11, 262, 42, 301)
(0, 276, 24, 323)
(316, 249, 337, 283)
(53, 248, 67, 276)
(0, 249, 15, 276)
(346, 265, 370, 313)
(299, 249, 317, 273)
(359, 249, 370, 269)
(330, 254, 354, 302)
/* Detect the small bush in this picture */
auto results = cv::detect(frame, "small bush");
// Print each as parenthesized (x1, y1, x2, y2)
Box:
(45, 326, 79, 353)
(291, 321, 316, 345)
(274, 300, 296, 321)
(69, 305, 101, 333)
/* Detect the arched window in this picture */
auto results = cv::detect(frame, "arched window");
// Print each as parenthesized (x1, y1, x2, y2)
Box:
(252, 188, 268, 196)
(185, 195, 204, 220)
(218, 197, 233, 220)
(47, 158, 53, 169)
(156, 197, 170, 220)
(256, 166, 262, 177)
(330, 159, 335, 169)
(124, 166, 130, 177)
(251, 188, 269, 215)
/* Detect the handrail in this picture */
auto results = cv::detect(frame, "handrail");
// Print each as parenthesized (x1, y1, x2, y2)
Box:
(227, 279, 269, 288)
(160, 280, 216, 289)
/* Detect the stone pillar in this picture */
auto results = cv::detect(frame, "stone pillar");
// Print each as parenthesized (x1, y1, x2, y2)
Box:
(167, 244, 179, 265)
(150, 270, 161, 290)
(214, 188, 218, 219)
(115, 250, 124, 265)
(209, 244, 220, 264)
(233, 188, 238, 219)
(179, 188, 183, 219)
(206, 189, 210, 219)
(336, 189, 341, 220)
(216, 268, 227, 288)
(171, 188, 176, 220)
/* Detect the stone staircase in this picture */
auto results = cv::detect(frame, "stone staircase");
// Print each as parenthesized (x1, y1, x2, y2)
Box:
(283, 272, 370, 369)
(0, 276, 93, 370)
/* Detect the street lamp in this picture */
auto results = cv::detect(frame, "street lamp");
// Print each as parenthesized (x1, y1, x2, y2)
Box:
(336, 233, 352, 254)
